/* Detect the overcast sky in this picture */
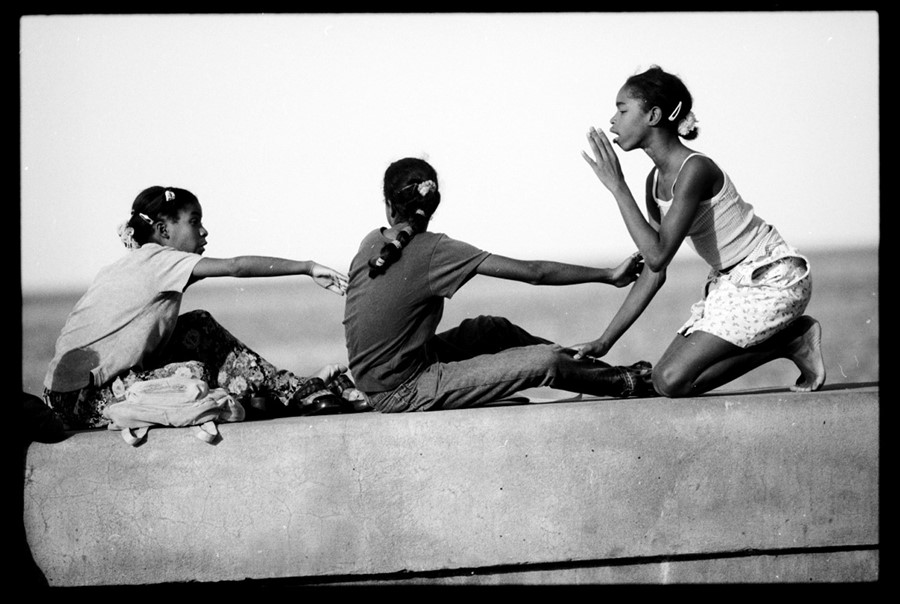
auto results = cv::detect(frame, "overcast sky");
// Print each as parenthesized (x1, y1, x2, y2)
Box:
(20, 11, 879, 293)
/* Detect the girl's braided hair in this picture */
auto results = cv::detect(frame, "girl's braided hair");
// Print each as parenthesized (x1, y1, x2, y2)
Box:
(368, 158, 441, 277)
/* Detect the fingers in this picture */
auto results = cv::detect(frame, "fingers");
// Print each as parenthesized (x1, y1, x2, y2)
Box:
(315, 266, 349, 295)
(315, 363, 348, 383)
(318, 277, 347, 296)
(581, 150, 595, 168)
(586, 128, 602, 155)
(587, 126, 618, 161)
(328, 279, 348, 295)
(570, 343, 590, 361)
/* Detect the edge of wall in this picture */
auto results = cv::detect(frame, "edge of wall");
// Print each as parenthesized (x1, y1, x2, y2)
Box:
(23, 383, 879, 586)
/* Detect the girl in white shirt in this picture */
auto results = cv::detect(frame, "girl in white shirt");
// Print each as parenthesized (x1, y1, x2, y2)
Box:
(43, 186, 358, 430)
(576, 65, 825, 397)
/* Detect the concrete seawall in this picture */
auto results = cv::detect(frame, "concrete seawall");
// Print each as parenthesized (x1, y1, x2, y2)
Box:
(23, 384, 879, 586)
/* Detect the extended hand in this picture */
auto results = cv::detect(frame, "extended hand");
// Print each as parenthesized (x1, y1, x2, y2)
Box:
(311, 263, 349, 296)
(572, 338, 611, 361)
(610, 251, 644, 287)
(581, 127, 625, 192)
(315, 363, 349, 384)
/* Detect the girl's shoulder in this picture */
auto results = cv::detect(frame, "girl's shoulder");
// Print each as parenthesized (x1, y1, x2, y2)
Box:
(683, 152, 721, 174)
(677, 153, 725, 199)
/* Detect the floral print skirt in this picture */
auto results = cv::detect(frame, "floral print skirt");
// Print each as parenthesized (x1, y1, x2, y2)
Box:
(679, 232, 812, 348)
(43, 309, 312, 430)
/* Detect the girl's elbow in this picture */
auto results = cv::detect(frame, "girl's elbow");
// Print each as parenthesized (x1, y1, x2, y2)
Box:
(644, 257, 667, 273)
(226, 258, 251, 278)
(642, 249, 674, 273)
(641, 262, 667, 286)
(524, 262, 549, 285)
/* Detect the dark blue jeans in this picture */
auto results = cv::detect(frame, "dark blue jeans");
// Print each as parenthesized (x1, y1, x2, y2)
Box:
(370, 315, 652, 412)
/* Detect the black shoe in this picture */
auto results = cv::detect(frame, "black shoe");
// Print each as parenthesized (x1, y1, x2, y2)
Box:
(619, 361, 656, 398)
(244, 395, 291, 420)
(291, 378, 343, 416)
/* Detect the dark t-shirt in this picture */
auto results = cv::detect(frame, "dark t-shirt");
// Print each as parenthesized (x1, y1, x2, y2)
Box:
(343, 228, 490, 393)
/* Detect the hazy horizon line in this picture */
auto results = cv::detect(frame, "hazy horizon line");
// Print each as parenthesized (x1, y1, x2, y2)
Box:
(20, 241, 878, 299)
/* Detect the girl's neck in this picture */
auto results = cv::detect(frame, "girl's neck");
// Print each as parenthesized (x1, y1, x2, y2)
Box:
(384, 221, 418, 237)
(644, 137, 691, 176)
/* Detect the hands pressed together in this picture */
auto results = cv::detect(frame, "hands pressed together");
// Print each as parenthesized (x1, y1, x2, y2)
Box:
(581, 127, 626, 193)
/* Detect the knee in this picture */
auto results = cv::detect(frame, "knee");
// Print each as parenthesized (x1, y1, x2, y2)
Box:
(178, 309, 228, 334)
(651, 364, 693, 398)
(465, 315, 512, 331)
(540, 344, 572, 375)
(181, 309, 215, 323)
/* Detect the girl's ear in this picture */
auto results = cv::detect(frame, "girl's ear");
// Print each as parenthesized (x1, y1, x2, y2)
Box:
(647, 106, 662, 126)
(154, 220, 169, 239)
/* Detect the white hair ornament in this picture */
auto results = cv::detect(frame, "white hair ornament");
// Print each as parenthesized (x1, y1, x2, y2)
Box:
(416, 180, 436, 196)
(677, 112, 698, 137)
(117, 220, 141, 250)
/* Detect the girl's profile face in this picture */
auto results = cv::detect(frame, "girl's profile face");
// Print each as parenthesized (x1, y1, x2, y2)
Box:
(609, 86, 651, 151)
(163, 201, 208, 254)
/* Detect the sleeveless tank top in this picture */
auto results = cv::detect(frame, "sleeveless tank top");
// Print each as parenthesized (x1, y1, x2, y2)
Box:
(652, 153, 771, 271)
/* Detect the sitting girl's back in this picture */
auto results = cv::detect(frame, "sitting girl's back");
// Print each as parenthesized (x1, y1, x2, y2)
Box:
(343, 157, 655, 413)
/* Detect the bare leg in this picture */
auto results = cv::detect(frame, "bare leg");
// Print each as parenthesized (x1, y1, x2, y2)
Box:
(654, 316, 825, 397)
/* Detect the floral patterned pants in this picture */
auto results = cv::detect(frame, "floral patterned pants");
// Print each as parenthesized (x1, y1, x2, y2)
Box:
(43, 309, 313, 430)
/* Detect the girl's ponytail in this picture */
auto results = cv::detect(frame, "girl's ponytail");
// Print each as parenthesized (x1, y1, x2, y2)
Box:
(368, 159, 441, 277)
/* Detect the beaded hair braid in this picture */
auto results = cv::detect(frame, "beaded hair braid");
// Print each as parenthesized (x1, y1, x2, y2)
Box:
(368, 159, 440, 278)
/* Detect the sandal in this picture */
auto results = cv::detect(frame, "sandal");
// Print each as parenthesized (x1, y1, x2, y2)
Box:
(290, 378, 343, 416)
(330, 373, 373, 413)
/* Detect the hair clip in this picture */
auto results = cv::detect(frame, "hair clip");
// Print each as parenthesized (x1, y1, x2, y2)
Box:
(668, 101, 683, 122)
(164, 190, 175, 202)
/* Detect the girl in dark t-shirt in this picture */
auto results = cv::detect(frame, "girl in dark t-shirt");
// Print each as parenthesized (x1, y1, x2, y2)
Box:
(343, 157, 656, 413)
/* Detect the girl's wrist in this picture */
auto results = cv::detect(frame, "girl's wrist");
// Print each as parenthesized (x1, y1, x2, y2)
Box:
(612, 185, 635, 205)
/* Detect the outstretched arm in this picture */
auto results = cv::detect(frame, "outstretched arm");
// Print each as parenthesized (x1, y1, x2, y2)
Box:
(189, 256, 348, 295)
(572, 262, 665, 360)
(572, 156, 678, 360)
(475, 251, 643, 287)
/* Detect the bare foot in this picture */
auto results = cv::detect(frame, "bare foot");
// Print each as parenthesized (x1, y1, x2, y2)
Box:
(315, 363, 348, 385)
(786, 317, 826, 392)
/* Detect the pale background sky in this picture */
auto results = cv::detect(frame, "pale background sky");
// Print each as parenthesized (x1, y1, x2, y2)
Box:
(19, 12, 879, 294)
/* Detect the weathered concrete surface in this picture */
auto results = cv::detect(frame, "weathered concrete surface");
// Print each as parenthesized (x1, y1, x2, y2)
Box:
(23, 384, 878, 586)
